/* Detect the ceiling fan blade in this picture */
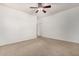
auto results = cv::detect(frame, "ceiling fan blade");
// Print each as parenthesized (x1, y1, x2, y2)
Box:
(43, 5, 51, 8)
(35, 10, 39, 13)
(42, 10, 46, 13)
(30, 7, 38, 9)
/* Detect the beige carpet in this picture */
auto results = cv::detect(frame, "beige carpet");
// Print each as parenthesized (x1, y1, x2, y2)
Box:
(0, 37, 79, 56)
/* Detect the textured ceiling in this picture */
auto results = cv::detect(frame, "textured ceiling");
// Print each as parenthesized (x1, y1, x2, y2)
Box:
(0, 3, 79, 18)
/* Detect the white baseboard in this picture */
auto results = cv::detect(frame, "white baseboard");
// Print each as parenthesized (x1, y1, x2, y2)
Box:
(41, 35, 79, 44)
(0, 36, 37, 46)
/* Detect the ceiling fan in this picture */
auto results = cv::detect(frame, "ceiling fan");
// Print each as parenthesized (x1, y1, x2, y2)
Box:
(30, 3, 51, 13)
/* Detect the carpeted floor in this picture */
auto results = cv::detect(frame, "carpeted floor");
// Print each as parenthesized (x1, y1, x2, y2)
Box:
(0, 37, 79, 56)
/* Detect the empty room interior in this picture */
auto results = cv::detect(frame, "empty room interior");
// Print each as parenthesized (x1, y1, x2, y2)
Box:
(0, 3, 79, 56)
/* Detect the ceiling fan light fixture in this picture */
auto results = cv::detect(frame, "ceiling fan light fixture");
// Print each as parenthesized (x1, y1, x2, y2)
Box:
(37, 7, 44, 11)
(30, 3, 51, 13)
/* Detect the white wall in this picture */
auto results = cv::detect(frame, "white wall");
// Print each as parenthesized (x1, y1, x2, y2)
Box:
(40, 7, 79, 43)
(0, 5, 36, 46)
(1, 4, 79, 46)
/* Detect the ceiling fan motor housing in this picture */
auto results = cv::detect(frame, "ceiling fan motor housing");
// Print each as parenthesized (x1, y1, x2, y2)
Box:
(30, 3, 51, 13)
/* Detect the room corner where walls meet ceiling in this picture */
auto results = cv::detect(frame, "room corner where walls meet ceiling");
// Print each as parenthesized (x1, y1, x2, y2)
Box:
(0, 3, 79, 18)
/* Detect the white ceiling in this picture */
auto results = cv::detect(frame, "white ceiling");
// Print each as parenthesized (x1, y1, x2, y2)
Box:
(0, 3, 79, 18)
